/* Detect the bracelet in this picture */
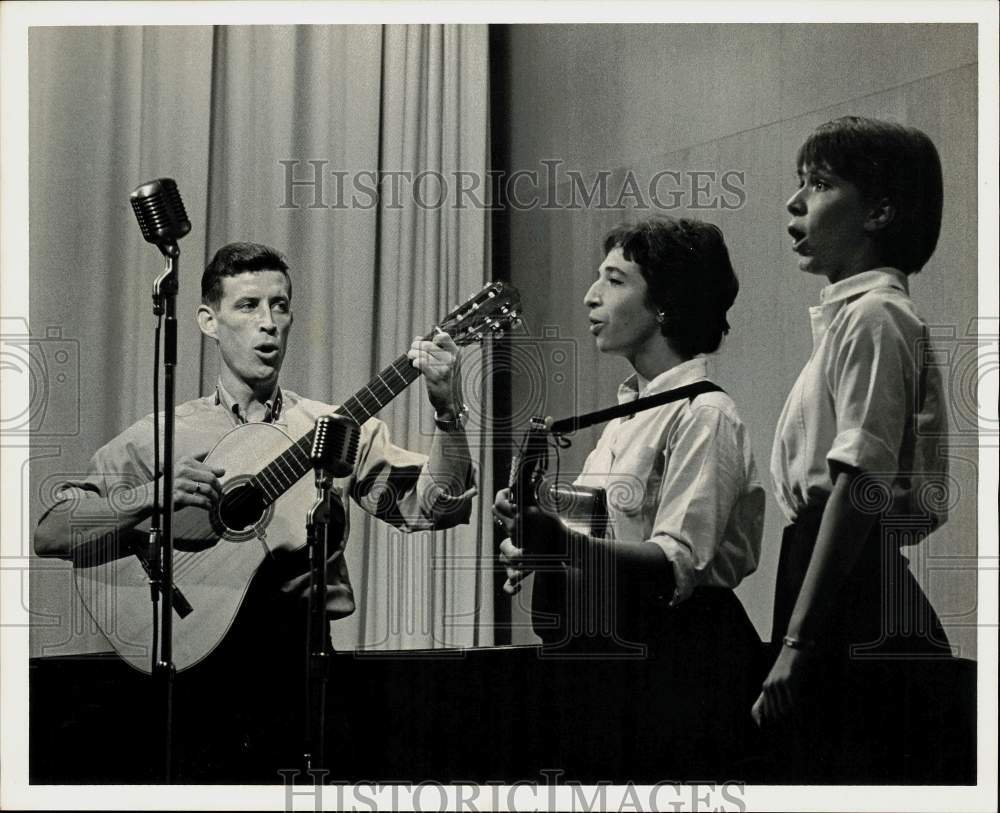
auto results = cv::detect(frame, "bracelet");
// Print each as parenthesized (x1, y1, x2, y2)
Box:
(433, 404, 469, 432)
(782, 635, 816, 652)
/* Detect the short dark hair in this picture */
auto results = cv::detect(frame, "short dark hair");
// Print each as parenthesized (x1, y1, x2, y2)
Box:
(201, 242, 291, 306)
(796, 116, 943, 274)
(603, 218, 739, 358)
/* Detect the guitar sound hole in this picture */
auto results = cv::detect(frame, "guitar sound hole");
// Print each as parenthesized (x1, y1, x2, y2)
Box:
(218, 483, 267, 534)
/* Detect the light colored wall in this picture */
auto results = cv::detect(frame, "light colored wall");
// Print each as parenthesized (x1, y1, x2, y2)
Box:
(501, 23, 979, 656)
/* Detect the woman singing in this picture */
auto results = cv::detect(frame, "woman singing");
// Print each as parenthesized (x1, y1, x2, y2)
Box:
(754, 116, 952, 780)
(493, 218, 764, 772)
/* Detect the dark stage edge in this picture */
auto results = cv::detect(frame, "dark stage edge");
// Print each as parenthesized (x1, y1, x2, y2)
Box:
(29, 644, 975, 785)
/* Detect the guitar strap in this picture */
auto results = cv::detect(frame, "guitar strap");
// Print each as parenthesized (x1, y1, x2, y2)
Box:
(547, 380, 724, 435)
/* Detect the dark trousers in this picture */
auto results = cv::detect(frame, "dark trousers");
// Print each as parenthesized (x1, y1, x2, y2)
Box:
(171, 569, 333, 784)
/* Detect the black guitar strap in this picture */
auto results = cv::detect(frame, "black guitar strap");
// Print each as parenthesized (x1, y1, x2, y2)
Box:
(547, 380, 724, 435)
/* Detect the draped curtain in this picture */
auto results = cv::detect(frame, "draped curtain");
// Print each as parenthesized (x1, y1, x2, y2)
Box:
(28, 24, 493, 657)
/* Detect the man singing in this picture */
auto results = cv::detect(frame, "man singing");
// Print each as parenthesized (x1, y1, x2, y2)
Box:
(34, 241, 476, 781)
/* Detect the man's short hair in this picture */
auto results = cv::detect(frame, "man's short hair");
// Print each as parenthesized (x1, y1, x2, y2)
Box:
(603, 217, 739, 358)
(201, 242, 291, 306)
(796, 116, 944, 274)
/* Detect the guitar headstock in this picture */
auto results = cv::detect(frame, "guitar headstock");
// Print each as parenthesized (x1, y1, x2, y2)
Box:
(509, 416, 550, 501)
(437, 281, 521, 346)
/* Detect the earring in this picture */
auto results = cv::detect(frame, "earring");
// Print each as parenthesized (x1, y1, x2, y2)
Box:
(656, 310, 666, 324)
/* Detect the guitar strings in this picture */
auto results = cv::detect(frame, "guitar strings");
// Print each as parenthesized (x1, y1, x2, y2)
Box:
(195, 317, 485, 531)
(153, 294, 517, 628)
(166, 354, 421, 586)
(222, 353, 420, 519)
(168, 300, 510, 565)
(173, 547, 213, 582)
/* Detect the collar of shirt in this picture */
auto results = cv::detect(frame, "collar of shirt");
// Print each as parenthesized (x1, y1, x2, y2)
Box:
(617, 357, 709, 405)
(214, 380, 284, 424)
(809, 267, 908, 344)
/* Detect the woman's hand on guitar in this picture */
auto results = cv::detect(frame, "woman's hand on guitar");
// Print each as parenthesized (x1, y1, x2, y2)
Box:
(498, 537, 530, 595)
(518, 505, 571, 557)
(492, 488, 516, 534)
(494, 488, 570, 557)
(408, 329, 463, 418)
(171, 451, 226, 512)
(494, 489, 528, 593)
(493, 488, 569, 556)
(494, 485, 572, 575)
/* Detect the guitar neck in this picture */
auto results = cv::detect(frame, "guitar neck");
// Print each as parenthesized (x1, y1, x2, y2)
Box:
(247, 353, 421, 504)
(224, 281, 521, 508)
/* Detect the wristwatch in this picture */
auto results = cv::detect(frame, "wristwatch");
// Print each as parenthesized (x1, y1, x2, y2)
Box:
(433, 404, 469, 432)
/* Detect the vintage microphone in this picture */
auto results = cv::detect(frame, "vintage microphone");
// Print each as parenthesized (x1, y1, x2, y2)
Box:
(129, 177, 190, 784)
(311, 414, 361, 482)
(130, 178, 191, 247)
(304, 415, 359, 775)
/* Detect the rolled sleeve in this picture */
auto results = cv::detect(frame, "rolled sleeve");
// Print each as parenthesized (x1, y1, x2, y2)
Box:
(827, 427, 898, 478)
(416, 459, 478, 528)
(648, 403, 746, 603)
(54, 418, 156, 504)
(825, 303, 912, 479)
(350, 418, 476, 530)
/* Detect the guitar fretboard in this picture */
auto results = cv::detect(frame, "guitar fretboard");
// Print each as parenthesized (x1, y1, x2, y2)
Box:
(248, 353, 421, 503)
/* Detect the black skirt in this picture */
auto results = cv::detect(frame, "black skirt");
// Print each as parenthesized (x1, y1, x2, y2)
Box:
(772, 507, 951, 658)
(532, 569, 765, 778)
(764, 508, 955, 782)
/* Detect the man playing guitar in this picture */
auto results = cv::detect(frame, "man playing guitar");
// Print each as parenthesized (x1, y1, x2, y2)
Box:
(34, 241, 477, 780)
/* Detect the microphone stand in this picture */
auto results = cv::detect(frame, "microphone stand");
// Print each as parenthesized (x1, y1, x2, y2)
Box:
(302, 466, 343, 777)
(151, 245, 179, 783)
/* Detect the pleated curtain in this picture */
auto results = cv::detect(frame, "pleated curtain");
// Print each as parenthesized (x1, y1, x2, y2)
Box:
(28, 24, 493, 656)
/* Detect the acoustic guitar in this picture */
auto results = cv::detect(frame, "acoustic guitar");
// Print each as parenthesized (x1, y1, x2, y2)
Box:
(73, 282, 520, 674)
(506, 419, 611, 644)
(509, 381, 722, 647)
